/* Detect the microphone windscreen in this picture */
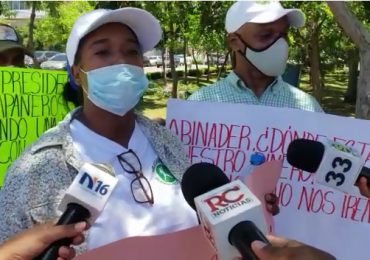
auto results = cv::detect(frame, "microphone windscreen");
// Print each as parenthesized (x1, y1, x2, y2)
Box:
(287, 139, 325, 173)
(181, 162, 230, 210)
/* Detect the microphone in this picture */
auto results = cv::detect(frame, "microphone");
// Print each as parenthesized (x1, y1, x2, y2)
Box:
(36, 163, 118, 260)
(287, 138, 370, 193)
(181, 162, 269, 260)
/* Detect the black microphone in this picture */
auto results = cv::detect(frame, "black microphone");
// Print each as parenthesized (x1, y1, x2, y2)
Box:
(181, 162, 270, 260)
(287, 139, 370, 192)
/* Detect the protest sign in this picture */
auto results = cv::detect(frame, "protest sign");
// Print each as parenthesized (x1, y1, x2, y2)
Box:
(0, 67, 71, 186)
(166, 99, 370, 260)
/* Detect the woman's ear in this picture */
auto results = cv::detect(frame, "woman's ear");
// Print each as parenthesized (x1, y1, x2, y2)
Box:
(71, 65, 82, 86)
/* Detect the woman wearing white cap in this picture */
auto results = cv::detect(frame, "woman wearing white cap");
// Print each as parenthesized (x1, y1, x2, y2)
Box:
(0, 7, 198, 254)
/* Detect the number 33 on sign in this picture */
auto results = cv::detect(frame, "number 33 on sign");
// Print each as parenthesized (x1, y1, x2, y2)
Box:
(316, 141, 364, 193)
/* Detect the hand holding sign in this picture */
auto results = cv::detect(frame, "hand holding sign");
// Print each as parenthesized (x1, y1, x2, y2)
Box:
(356, 176, 370, 198)
(245, 160, 283, 234)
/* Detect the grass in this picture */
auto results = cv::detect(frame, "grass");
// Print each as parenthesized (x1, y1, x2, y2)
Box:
(137, 70, 356, 119)
(136, 82, 168, 119)
(299, 70, 355, 117)
(137, 75, 221, 118)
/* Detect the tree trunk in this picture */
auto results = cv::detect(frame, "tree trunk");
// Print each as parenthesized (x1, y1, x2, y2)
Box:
(206, 52, 210, 81)
(356, 50, 370, 118)
(344, 47, 359, 104)
(327, 1, 370, 119)
(27, 1, 37, 51)
(161, 48, 167, 86)
(192, 49, 200, 85)
(218, 51, 229, 80)
(216, 52, 220, 72)
(309, 29, 322, 102)
(183, 38, 188, 84)
(169, 47, 178, 98)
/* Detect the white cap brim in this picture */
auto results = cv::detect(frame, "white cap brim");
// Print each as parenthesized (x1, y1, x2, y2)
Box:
(67, 8, 162, 65)
(248, 8, 305, 28)
(87, 8, 162, 52)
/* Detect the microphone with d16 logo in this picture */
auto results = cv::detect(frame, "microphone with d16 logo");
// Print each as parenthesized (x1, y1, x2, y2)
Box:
(36, 163, 118, 260)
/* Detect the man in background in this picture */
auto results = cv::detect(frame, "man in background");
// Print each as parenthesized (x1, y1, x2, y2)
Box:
(188, 1, 322, 113)
(0, 23, 33, 67)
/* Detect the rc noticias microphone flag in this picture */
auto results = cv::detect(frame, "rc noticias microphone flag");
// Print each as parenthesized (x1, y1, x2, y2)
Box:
(195, 180, 267, 260)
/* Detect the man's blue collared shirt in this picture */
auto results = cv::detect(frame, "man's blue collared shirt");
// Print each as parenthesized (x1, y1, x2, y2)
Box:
(188, 71, 323, 112)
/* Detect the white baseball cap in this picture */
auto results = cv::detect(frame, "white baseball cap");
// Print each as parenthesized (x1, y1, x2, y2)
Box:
(225, 1, 305, 33)
(66, 8, 162, 65)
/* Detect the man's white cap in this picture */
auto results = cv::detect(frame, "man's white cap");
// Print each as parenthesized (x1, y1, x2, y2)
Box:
(66, 8, 162, 65)
(225, 1, 305, 33)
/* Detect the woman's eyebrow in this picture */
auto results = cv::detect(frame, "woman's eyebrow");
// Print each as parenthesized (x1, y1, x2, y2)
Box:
(89, 38, 109, 49)
(89, 37, 139, 49)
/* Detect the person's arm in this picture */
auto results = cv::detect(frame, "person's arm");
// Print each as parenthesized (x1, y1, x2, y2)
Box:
(0, 162, 34, 242)
(0, 146, 72, 243)
(0, 222, 87, 260)
(251, 235, 336, 260)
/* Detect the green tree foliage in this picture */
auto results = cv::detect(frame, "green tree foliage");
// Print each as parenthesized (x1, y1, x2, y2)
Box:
(188, 1, 231, 81)
(18, 0, 370, 110)
(328, 1, 370, 118)
(0, 2, 15, 18)
(31, 1, 94, 51)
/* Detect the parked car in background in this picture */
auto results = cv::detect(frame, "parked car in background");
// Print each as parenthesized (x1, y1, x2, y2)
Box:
(173, 55, 181, 67)
(40, 53, 67, 70)
(149, 56, 162, 67)
(24, 55, 34, 68)
(160, 55, 180, 67)
(209, 54, 227, 66)
(217, 56, 226, 65)
(175, 54, 192, 66)
(34, 50, 60, 63)
(147, 54, 183, 68)
(143, 55, 150, 67)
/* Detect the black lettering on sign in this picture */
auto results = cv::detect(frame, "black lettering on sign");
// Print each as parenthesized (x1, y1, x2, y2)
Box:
(35, 117, 57, 137)
(0, 117, 28, 141)
(0, 139, 27, 165)
(0, 67, 70, 187)
(0, 68, 68, 95)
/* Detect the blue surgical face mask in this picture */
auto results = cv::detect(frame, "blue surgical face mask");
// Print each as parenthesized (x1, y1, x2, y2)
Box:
(81, 64, 149, 116)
